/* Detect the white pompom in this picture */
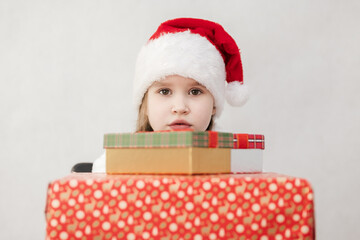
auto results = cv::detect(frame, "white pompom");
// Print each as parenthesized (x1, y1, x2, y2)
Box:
(225, 81, 249, 106)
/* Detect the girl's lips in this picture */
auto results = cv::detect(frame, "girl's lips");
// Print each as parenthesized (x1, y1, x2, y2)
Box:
(169, 124, 192, 130)
(168, 120, 192, 130)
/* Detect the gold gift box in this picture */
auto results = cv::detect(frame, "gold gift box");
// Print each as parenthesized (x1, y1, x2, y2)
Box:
(106, 147, 230, 174)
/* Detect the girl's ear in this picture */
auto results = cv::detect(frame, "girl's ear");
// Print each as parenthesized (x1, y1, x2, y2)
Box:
(212, 106, 216, 116)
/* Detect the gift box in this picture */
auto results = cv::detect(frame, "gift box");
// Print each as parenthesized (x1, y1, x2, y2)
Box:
(45, 173, 315, 240)
(104, 131, 234, 149)
(233, 134, 265, 149)
(107, 148, 231, 174)
(232, 134, 265, 173)
(105, 131, 233, 174)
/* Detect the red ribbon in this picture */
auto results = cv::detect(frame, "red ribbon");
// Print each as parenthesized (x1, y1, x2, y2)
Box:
(234, 134, 249, 149)
(208, 131, 218, 148)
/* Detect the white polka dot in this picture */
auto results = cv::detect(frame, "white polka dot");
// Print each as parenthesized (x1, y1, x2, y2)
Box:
(194, 217, 200, 226)
(211, 197, 218, 205)
(162, 178, 169, 184)
(285, 182, 293, 190)
(219, 181, 226, 189)
(187, 186, 193, 195)
(103, 205, 109, 214)
(118, 201, 127, 210)
(269, 183, 277, 192)
(177, 191, 185, 198)
(227, 193, 236, 202)
(185, 202, 194, 211)
(236, 224, 244, 233)
(86, 179, 94, 185)
(226, 212, 234, 220)
(245, 177, 252, 182)
(153, 180, 160, 187)
(93, 210, 100, 218)
(136, 180, 145, 189)
(120, 185, 126, 193)
(285, 229, 291, 238)
(143, 212, 152, 221)
(244, 192, 251, 199)
(152, 227, 158, 236)
(69, 179, 78, 188)
(229, 177, 235, 185)
(127, 216, 134, 225)
(75, 230, 82, 238)
(85, 226, 91, 235)
(102, 222, 111, 231)
(260, 236, 269, 240)
(203, 182, 211, 191)
(293, 214, 300, 221)
(251, 223, 259, 231)
(76, 210, 85, 220)
(145, 195, 151, 204)
(268, 203, 276, 210)
(252, 203, 260, 212)
(60, 214, 66, 223)
(160, 211, 167, 219)
(295, 178, 301, 186)
(219, 228, 225, 237)
(117, 221, 125, 228)
(210, 213, 219, 222)
(278, 198, 284, 207)
(94, 190, 103, 199)
(261, 218, 267, 227)
(253, 187, 259, 196)
(194, 234, 202, 240)
(301, 225, 310, 234)
(135, 200, 143, 208)
(142, 232, 150, 239)
(169, 223, 178, 232)
(51, 199, 60, 208)
(236, 208, 243, 216)
(170, 206, 176, 215)
(275, 234, 283, 240)
(161, 191, 169, 200)
(110, 189, 118, 197)
(184, 222, 192, 229)
(59, 231, 68, 240)
(294, 194, 302, 203)
(307, 193, 313, 200)
(202, 201, 209, 209)
(50, 219, 58, 227)
(209, 233, 217, 240)
(53, 183, 59, 192)
(276, 214, 285, 223)
(68, 198, 76, 206)
(78, 194, 84, 203)
(127, 233, 135, 240)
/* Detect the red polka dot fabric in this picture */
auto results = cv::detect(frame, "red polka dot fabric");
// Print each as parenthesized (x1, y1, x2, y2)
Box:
(45, 173, 315, 240)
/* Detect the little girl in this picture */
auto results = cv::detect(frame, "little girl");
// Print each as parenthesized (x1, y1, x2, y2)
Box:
(92, 18, 248, 172)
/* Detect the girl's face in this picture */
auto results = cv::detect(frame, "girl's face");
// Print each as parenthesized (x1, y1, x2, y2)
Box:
(146, 75, 216, 131)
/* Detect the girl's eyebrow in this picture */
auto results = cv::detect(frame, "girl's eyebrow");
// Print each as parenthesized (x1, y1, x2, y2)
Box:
(151, 80, 205, 88)
(151, 81, 172, 87)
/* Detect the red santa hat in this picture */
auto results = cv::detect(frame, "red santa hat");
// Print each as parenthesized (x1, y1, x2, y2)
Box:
(133, 18, 248, 117)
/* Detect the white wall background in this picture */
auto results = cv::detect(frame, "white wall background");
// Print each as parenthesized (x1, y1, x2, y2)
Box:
(1, 0, 359, 239)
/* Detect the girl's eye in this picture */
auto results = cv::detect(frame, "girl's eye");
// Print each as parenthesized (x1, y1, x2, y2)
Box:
(159, 88, 171, 95)
(189, 88, 203, 96)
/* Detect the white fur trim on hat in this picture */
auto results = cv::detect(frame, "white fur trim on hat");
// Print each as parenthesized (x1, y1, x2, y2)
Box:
(133, 31, 226, 117)
(225, 81, 249, 106)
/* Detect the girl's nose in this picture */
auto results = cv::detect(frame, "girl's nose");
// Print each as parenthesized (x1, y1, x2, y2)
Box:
(171, 96, 190, 115)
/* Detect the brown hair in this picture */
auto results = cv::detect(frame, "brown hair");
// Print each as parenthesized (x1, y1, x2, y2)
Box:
(136, 92, 153, 132)
(136, 91, 214, 132)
